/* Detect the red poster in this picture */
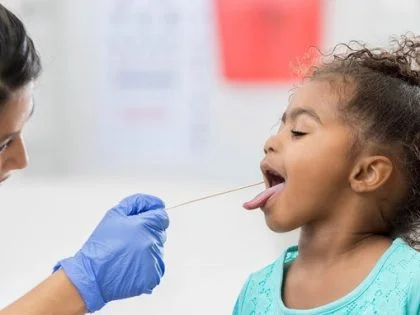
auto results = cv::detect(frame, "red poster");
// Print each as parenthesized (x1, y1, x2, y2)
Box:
(215, 0, 322, 82)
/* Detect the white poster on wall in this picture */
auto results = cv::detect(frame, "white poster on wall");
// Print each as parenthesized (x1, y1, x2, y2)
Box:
(97, 0, 212, 170)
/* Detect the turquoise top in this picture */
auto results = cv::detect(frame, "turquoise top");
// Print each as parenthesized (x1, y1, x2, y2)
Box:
(233, 238, 420, 314)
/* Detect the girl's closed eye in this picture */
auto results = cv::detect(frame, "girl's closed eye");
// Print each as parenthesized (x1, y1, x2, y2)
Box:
(291, 129, 307, 138)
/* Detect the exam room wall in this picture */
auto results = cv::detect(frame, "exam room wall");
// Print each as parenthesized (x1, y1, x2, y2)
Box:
(0, 1, 419, 314)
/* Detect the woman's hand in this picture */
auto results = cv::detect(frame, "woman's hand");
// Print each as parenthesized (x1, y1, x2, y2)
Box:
(54, 194, 169, 312)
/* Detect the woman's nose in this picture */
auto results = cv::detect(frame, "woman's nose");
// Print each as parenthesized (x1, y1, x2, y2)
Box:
(1, 135, 28, 171)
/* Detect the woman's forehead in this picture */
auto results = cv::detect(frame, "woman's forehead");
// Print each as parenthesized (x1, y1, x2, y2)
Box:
(0, 84, 33, 130)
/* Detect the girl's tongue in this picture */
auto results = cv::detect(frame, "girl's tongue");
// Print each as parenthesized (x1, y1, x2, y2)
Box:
(243, 183, 285, 210)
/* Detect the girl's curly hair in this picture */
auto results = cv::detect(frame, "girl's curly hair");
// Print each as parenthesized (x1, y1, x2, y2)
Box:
(309, 35, 420, 248)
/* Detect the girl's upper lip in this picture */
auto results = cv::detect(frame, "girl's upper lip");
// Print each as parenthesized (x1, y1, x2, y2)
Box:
(260, 159, 284, 177)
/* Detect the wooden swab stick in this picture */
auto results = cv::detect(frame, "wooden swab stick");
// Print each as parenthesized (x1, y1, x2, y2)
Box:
(166, 181, 264, 210)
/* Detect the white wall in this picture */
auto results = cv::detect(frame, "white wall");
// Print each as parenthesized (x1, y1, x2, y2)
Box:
(0, 0, 419, 314)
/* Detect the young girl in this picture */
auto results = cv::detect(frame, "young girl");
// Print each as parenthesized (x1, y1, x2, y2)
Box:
(235, 35, 420, 314)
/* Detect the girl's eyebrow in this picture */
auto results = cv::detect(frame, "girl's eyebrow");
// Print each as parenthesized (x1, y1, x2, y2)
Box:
(281, 107, 323, 125)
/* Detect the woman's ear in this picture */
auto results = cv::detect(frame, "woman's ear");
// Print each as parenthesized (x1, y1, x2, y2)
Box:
(349, 156, 393, 193)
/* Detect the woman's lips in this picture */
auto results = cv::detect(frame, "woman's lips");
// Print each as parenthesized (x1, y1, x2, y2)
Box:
(243, 183, 285, 210)
(0, 175, 10, 183)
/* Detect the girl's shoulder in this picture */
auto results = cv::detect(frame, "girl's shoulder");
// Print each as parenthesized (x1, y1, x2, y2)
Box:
(388, 239, 420, 313)
(389, 238, 420, 269)
(364, 238, 419, 291)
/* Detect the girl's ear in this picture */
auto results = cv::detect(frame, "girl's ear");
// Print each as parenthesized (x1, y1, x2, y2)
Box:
(349, 155, 393, 193)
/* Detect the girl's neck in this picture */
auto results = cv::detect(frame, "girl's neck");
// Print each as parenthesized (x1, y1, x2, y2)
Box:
(295, 195, 393, 267)
(297, 224, 391, 267)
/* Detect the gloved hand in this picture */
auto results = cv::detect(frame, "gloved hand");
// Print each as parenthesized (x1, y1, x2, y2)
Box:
(53, 194, 169, 313)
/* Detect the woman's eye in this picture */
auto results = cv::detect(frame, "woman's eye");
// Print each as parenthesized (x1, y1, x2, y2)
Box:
(0, 139, 13, 153)
(291, 130, 307, 137)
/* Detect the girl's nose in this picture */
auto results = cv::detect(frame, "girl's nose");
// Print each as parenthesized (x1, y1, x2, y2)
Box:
(264, 134, 281, 154)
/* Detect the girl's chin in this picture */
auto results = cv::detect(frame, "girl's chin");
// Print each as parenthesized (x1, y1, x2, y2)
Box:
(264, 215, 298, 233)
(262, 201, 298, 232)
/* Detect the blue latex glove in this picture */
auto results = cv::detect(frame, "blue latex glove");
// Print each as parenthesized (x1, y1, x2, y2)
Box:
(53, 194, 169, 313)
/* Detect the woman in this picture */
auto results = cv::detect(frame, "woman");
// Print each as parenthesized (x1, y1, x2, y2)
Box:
(0, 4, 169, 314)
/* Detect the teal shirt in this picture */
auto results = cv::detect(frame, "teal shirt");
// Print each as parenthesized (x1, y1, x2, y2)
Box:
(233, 238, 420, 314)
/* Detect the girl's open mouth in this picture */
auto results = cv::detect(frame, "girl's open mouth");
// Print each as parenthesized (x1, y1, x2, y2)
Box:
(265, 169, 285, 188)
(243, 163, 286, 210)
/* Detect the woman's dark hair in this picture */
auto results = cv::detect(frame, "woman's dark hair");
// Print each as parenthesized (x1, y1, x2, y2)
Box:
(0, 3, 41, 104)
(310, 35, 420, 248)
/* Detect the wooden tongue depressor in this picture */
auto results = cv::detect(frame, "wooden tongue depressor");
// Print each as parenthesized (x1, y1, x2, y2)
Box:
(166, 181, 264, 210)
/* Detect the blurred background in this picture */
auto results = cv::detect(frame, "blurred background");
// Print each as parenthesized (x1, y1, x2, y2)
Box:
(0, 0, 419, 314)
